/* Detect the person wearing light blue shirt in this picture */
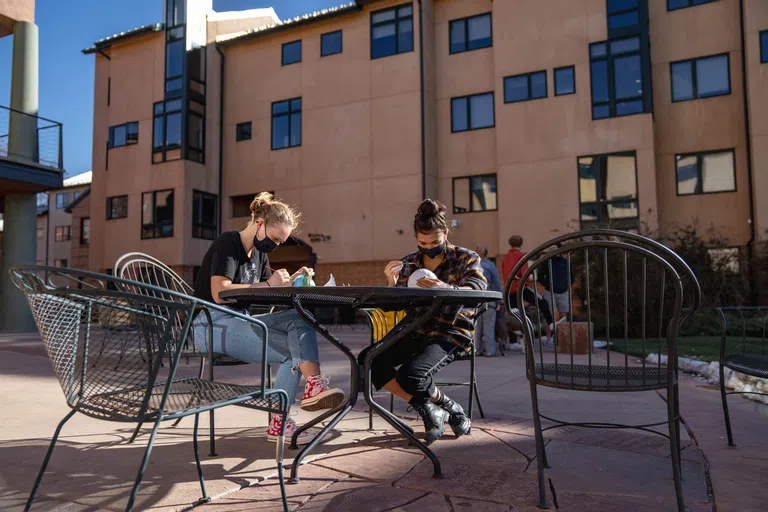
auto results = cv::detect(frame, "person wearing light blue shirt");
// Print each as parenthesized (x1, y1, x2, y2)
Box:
(475, 244, 502, 356)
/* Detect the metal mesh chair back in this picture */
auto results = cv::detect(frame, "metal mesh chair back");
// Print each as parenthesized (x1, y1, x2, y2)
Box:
(508, 235, 688, 392)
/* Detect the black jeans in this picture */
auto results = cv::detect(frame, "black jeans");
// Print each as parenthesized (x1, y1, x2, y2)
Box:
(522, 287, 554, 325)
(365, 335, 459, 405)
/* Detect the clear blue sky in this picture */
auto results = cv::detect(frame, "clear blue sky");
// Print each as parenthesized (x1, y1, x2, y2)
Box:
(0, 0, 344, 177)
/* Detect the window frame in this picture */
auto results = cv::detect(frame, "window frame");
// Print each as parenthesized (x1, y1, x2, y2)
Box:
(448, 12, 493, 55)
(450, 92, 495, 133)
(760, 30, 768, 64)
(282, 40, 302, 66)
(321, 30, 343, 57)
(80, 217, 91, 245)
(54, 225, 71, 242)
(108, 121, 139, 149)
(607, 0, 640, 31)
(576, 150, 640, 230)
(554, 65, 576, 96)
(152, 99, 184, 164)
(106, 195, 129, 220)
(192, 190, 218, 240)
(503, 70, 548, 104)
(670, 53, 731, 103)
(271, 97, 302, 151)
(675, 148, 737, 196)
(451, 173, 499, 214)
(236, 121, 252, 142)
(667, 0, 717, 12)
(55, 192, 70, 209)
(370, 3, 415, 60)
(589, 36, 646, 119)
(141, 189, 175, 240)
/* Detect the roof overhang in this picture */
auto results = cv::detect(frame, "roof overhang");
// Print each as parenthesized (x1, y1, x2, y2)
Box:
(82, 22, 164, 55)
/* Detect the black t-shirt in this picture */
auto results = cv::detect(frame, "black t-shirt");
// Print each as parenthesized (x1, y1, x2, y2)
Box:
(193, 231, 272, 308)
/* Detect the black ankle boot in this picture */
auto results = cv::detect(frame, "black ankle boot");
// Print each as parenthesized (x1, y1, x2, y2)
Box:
(412, 402, 449, 445)
(435, 395, 471, 437)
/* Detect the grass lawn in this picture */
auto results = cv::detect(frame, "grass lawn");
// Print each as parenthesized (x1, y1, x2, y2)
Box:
(607, 336, 766, 363)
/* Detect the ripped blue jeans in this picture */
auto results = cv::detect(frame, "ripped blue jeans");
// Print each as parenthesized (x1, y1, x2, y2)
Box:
(193, 308, 320, 406)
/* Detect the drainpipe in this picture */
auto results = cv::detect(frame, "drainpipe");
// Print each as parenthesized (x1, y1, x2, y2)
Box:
(417, 0, 426, 200)
(216, 44, 225, 233)
(739, 0, 756, 303)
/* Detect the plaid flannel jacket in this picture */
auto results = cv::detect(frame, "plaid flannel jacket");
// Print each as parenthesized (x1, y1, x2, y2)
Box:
(395, 243, 488, 350)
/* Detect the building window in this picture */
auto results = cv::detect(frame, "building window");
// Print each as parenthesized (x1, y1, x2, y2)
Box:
(554, 66, 576, 96)
(192, 190, 218, 240)
(707, 247, 740, 273)
(590, 36, 646, 119)
(153, 99, 183, 163)
(452, 174, 497, 214)
(676, 149, 736, 195)
(272, 98, 302, 150)
(321, 30, 343, 57)
(55, 226, 71, 242)
(607, 0, 640, 30)
(451, 92, 494, 133)
(578, 152, 639, 229)
(106, 195, 128, 220)
(36, 193, 48, 209)
(108, 121, 139, 149)
(761, 31, 768, 64)
(449, 13, 492, 54)
(282, 40, 302, 66)
(231, 192, 274, 218)
(504, 71, 547, 103)
(371, 4, 414, 59)
(236, 122, 252, 142)
(668, 0, 717, 11)
(37, 227, 44, 240)
(80, 218, 91, 245)
(55, 192, 70, 209)
(671, 54, 730, 102)
(54, 259, 68, 268)
(142, 189, 175, 239)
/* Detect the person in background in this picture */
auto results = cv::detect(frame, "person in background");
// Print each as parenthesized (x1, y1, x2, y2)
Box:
(375, 199, 488, 445)
(539, 243, 575, 321)
(192, 192, 345, 445)
(475, 243, 503, 357)
(501, 235, 554, 342)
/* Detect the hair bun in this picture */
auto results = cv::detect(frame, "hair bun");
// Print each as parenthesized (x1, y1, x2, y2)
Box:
(416, 199, 445, 218)
(250, 191, 274, 213)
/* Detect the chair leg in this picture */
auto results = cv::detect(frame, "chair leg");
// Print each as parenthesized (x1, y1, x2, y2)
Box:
(719, 362, 734, 446)
(668, 383, 686, 512)
(468, 350, 476, 422)
(128, 423, 143, 444)
(25, 409, 76, 512)
(529, 381, 549, 509)
(126, 414, 165, 512)
(193, 414, 211, 504)
(276, 394, 289, 512)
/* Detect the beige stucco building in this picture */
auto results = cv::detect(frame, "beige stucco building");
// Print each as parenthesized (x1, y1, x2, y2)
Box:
(81, 0, 768, 285)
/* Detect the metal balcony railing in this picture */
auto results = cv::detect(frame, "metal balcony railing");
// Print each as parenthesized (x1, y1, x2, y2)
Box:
(0, 105, 63, 172)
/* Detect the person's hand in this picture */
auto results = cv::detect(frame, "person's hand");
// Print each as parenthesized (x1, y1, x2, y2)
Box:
(384, 261, 404, 286)
(416, 277, 450, 289)
(267, 269, 291, 287)
(290, 267, 314, 282)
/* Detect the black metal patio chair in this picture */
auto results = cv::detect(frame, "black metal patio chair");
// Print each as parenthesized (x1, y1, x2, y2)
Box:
(506, 229, 700, 511)
(715, 306, 768, 446)
(10, 266, 289, 512)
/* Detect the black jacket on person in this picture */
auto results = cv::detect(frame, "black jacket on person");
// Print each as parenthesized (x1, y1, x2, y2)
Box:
(538, 255, 574, 294)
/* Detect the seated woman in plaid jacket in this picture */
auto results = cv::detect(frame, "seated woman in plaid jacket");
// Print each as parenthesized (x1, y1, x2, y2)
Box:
(374, 199, 488, 445)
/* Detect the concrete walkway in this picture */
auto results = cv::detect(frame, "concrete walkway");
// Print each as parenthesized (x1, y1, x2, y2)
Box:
(0, 327, 765, 511)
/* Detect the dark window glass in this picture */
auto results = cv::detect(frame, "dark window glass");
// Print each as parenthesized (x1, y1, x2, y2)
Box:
(272, 98, 302, 150)
(282, 40, 302, 65)
(80, 218, 90, 245)
(554, 66, 576, 96)
(188, 114, 204, 151)
(192, 191, 218, 240)
(449, 13, 492, 54)
(321, 30, 343, 56)
(167, 0, 186, 26)
(371, 4, 414, 59)
(142, 190, 174, 239)
(108, 122, 139, 149)
(761, 31, 768, 64)
(589, 36, 647, 119)
(153, 116, 164, 150)
(503, 71, 547, 103)
(166, 39, 184, 78)
(676, 149, 736, 195)
(671, 54, 730, 102)
(577, 152, 639, 229)
(166, 112, 182, 147)
(56, 192, 69, 209)
(112, 125, 126, 148)
(452, 174, 497, 213)
(187, 47, 205, 83)
(668, 0, 717, 11)
(451, 92, 494, 132)
(107, 196, 128, 220)
(236, 122, 252, 141)
(608, 11, 639, 29)
(55, 226, 71, 242)
(608, 0, 638, 12)
(613, 55, 642, 99)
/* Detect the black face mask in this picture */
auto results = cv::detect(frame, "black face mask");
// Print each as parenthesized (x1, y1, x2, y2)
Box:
(419, 241, 447, 260)
(253, 224, 278, 253)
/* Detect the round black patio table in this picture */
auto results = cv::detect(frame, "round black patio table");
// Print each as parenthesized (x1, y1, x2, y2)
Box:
(219, 286, 502, 481)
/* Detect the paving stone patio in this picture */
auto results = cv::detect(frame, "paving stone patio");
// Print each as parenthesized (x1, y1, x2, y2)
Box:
(0, 327, 765, 511)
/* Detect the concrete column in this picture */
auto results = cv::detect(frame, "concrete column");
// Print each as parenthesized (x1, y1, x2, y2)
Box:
(8, 21, 39, 164)
(0, 21, 39, 332)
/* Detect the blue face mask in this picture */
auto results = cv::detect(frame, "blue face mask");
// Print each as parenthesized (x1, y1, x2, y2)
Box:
(419, 241, 447, 260)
